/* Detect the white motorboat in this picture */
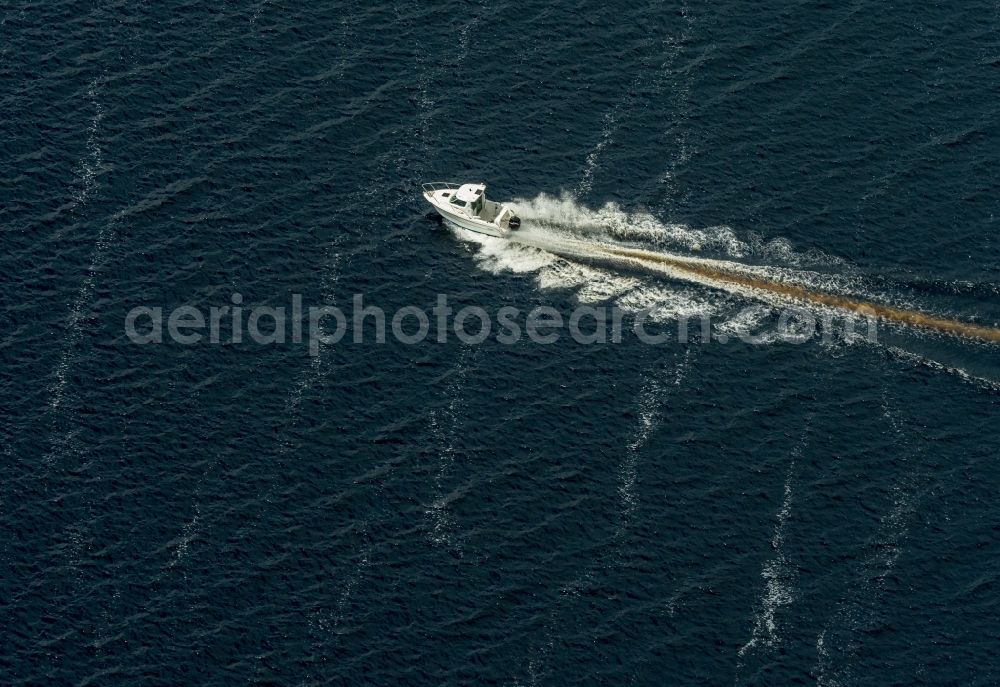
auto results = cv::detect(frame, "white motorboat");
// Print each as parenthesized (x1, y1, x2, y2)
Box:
(422, 182, 521, 238)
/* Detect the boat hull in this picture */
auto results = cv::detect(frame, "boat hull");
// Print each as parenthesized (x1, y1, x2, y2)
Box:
(434, 208, 506, 238)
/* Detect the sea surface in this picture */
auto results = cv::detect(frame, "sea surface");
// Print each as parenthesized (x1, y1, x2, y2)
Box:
(2, 0, 999, 684)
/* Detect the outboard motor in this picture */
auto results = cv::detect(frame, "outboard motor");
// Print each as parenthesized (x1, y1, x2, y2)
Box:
(509, 215, 521, 230)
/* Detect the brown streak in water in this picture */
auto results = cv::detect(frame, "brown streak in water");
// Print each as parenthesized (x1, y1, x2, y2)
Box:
(602, 246, 1000, 343)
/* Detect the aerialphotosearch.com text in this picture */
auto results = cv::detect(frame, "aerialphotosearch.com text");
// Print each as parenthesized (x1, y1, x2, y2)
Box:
(124, 293, 877, 356)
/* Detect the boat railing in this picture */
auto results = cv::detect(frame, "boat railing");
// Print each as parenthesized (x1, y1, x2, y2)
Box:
(421, 181, 462, 194)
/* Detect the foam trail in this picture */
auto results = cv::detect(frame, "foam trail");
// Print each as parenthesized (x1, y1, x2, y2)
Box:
(738, 456, 797, 659)
(653, 0, 696, 211)
(48, 77, 109, 420)
(883, 345, 1000, 392)
(577, 7, 695, 200)
(456, 202, 1000, 388)
(598, 245, 1000, 344)
(814, 391, 924, 685)
(425, 348, 474, 552)
(485, 216, 1000, 345)
(577, 76, 640, 198)
(36, 76, 120, 659)
(305, 527, 373, 636)
(617, 349, 693, 538)
(736, 427, 810, 684)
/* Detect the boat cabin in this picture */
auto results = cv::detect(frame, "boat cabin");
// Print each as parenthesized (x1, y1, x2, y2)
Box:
(448, 184, 486, 216)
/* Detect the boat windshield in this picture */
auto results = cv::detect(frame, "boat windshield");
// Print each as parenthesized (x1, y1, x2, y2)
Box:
(449, 197, 467, 207)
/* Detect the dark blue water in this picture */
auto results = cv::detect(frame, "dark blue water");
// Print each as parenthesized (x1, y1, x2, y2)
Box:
(3, 1, 999, 684)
